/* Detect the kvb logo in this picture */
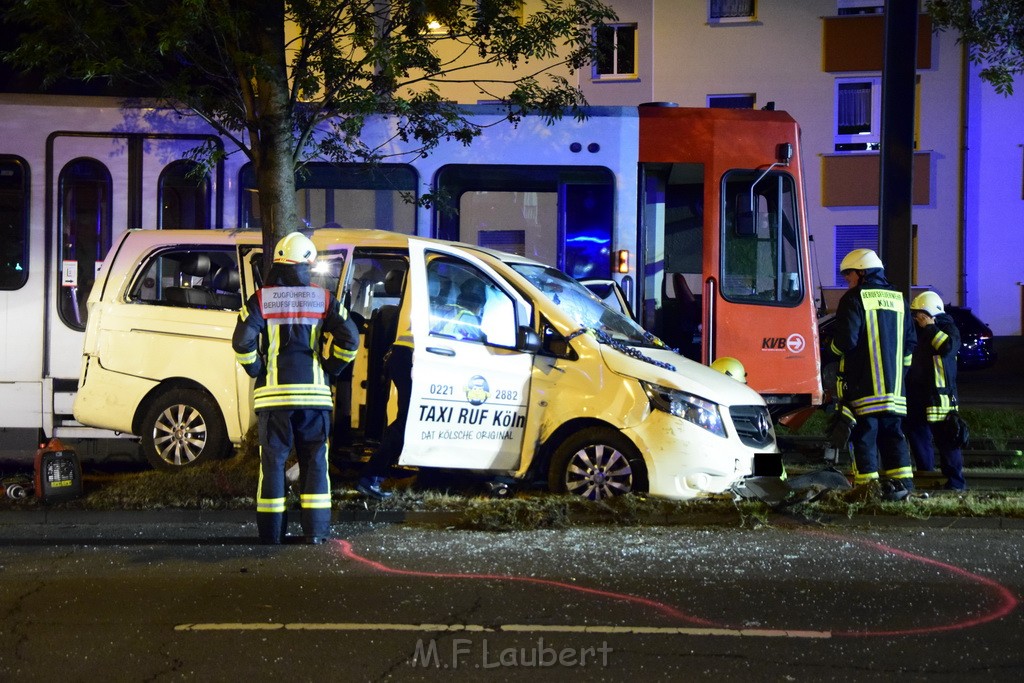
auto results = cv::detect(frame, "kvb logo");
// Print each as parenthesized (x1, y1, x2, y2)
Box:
(761, 333, 806, 353)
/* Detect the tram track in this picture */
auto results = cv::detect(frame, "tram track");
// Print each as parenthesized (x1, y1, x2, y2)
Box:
(779, 435, 1024, 492)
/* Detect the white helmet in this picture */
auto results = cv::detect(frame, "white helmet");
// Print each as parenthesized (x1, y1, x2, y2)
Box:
(711, 356, 747, 384)
(911, 291, 944, 316)
(273, 232, 317, 265)
(839, 248, 884, 273)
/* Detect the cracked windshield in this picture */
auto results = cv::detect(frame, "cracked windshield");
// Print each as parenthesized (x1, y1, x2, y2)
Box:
(511, 264, 656, 347)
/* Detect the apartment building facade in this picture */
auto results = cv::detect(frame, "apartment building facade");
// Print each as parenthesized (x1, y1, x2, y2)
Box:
(578, 0, 1023, 335)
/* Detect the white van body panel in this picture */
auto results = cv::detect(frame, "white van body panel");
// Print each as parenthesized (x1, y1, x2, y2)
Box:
(73, 228, 777, 498)
(600, 346, 759, 407)
(0, 383, 43, 428)
(624, 410, 756, 498)
(75, 229, 257, 442)
(479, 253, 775, 498)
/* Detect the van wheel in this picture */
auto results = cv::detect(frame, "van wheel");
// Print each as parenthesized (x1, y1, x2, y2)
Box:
(140, 389, 228, 470)
(548, 427, 646, 500)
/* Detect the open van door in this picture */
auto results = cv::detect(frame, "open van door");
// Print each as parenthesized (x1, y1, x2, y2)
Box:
(401, 239, 536, 471)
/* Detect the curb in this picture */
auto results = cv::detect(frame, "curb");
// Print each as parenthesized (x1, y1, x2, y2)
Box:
(4, 507, 1024, 531)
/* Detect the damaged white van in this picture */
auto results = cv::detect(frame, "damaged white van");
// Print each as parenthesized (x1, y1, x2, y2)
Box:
(74, 228, 779, 500)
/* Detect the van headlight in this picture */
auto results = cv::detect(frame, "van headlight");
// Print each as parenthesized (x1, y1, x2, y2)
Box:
(641, 382, 727, 438)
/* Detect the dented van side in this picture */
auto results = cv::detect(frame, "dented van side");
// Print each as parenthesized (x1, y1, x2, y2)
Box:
(74, 228, 777, 499)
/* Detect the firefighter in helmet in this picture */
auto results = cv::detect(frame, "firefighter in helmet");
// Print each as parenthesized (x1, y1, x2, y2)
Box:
(905, 290, 967, 490)
(711, 356, 747, 384)
(233, 232, 360, 544)
(828, 248, 917, 501)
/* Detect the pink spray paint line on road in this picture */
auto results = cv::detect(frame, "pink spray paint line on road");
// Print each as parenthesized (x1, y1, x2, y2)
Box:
(335, 531, 1019, 639)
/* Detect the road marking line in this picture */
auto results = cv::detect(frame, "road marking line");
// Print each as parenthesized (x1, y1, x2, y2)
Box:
(174, 622, 832, 639)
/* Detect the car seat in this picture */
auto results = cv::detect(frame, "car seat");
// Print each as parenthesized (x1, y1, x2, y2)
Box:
(211, 266, 241, 310)
(166, 253, 213, 307)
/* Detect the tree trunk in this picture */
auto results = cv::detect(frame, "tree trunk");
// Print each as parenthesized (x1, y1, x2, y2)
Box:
(251, 1, 299, 268)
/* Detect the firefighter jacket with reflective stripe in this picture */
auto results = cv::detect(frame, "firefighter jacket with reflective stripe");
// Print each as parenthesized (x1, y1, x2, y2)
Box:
(233, 266, 359, 412)
(906, 312, 960, 422)
(829, 272, 916, 417)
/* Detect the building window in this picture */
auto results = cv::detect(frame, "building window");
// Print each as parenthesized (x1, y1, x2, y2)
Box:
(593, 23, 637, 79)
(708, 0, 756, 24)
(834, 225, 878, 286)
(834, 77, 881, 151)
(708, 93, 756, 109)
(837, 0, 883, 15)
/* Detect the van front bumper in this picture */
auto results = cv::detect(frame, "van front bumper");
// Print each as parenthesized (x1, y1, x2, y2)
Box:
(624, 410, 777, 500)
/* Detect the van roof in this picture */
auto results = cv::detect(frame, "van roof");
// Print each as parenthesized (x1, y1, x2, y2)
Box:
(119, 227, 548, 268)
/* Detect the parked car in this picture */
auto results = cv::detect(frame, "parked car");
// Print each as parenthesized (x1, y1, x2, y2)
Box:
(817, 303, 997, 377)
(73, 228, 779, 500)
(946, 305, 998, 370)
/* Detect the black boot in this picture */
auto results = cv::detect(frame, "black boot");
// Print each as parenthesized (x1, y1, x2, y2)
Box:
(357, 476, 392, 499)
(880, 478, 910, 502)
(257, 511, 289, 544)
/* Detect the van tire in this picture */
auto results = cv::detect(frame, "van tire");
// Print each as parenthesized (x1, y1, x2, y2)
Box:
(548, 427, 646, 500)
(140, 389, 228, 470)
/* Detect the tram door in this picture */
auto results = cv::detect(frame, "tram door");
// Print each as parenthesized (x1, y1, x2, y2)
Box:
(640, 162, 706, 361)
(47, 134, 217, 383)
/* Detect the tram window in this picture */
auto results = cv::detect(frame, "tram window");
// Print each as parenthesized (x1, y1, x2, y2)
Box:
(720, 170, 803, 306)
(58, 158, 113, 329)
(239, 162, 416, 233)
(460, 190, 558, 265)
(478, 229, 525, 255)
(0, 157, 29, 290)
(435, 165, 614, 278)
(159, 160, 211, 229)
(564, 185, 613, 280)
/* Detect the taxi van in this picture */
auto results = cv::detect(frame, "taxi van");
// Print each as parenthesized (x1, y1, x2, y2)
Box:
(74, 228, 778, 500)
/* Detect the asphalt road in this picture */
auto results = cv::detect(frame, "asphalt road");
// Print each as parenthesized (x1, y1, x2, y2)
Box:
(2, 521, 1023, 681)
(0, 338, 1021, 679)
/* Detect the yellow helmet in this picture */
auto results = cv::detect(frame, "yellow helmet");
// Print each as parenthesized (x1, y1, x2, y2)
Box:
(840, 248, 883, 273)
(711, 356, 747, 384)
(911, 291, 944, 316)
(273, 232, 317, 265)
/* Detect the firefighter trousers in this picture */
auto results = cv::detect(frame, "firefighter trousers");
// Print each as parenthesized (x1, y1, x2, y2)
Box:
(850, 414, 914, 485)
(256, 409, 332, 542)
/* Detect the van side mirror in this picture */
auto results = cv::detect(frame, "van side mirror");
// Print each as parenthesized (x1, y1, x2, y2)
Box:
(517, 326, 542, 353)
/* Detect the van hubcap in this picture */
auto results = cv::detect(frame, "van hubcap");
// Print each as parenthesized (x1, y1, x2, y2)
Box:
(564, 444, 633, 500)
(153, 404, 208, 466)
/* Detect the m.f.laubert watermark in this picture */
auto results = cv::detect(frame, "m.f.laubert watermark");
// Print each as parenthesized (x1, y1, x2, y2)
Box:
(411, 637, 612, 669)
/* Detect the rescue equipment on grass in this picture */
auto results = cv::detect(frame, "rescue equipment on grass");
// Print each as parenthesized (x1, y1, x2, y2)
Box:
(34, 438, 83, 504)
